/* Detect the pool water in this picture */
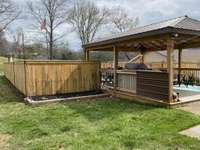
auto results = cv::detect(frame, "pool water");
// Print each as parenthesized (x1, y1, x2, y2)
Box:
(174, 85, 200, 93)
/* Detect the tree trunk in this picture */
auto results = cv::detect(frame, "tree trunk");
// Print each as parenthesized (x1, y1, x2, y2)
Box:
(49, 22, 53, 60)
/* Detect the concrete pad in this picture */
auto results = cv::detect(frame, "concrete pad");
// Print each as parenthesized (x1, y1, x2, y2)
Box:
(178, 101, 200, 115)
(180, 125, 200, 139)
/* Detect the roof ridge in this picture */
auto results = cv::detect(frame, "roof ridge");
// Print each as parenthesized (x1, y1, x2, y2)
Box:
(168, 16, 188, 27)
(184, 16, 200, 23)
(100, 16, 187, 41)
(86, 15, 200, 47)
(94, 16, 188, 42)
(172, 15, 191, 27)
(127, 15, 187, 31)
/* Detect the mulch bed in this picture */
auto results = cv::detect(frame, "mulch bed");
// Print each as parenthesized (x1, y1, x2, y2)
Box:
(30, 90, 105, 101)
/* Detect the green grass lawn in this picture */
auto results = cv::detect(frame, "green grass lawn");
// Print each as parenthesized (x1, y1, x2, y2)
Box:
(1, 76, 200, 149)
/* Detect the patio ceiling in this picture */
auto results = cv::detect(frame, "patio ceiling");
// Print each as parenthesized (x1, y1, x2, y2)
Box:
(83, 16, 200, 52)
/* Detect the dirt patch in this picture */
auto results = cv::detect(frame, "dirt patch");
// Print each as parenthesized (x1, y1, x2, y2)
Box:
(0, 134, 11, 148)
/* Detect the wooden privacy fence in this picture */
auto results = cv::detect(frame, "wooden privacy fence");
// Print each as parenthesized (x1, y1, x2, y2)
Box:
(4, 61, 100, 96)
(101, 61, 127, 69)
(101, 61, 199, 69)
(147, 62, 198, 69)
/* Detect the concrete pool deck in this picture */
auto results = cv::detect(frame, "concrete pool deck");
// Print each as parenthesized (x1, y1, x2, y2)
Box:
(177, 101, 200, 115)
(180, 125, 200, 140)
(178, 101, 200, 139)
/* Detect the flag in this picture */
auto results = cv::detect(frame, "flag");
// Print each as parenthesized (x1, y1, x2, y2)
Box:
(40, 19, 46, 31)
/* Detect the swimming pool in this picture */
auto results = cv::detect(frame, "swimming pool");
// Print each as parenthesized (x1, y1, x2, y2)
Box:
(174, 85, 200, 93)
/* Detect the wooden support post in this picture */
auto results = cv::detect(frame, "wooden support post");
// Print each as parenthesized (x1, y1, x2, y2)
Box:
(141, 55, 144, 64)
(86, 49, 90, 61)
(167, 38, 175, 103)
(140, 51, 145, 64)
(83, 48, 86, 60)
(83, 48, 89, 61)
(178, 48, 182, 86)
(113, 45, 118, 89)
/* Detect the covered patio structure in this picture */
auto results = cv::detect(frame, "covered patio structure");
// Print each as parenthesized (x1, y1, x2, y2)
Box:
(83, 16, 200, 107)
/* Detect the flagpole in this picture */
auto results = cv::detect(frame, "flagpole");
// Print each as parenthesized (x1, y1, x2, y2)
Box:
(41, 18, 48, 59)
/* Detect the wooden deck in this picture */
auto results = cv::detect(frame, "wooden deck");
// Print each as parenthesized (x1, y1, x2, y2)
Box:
(111, 70, 200, 107)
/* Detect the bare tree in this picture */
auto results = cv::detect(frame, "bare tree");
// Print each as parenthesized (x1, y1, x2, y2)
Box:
(27, 0, 69, 60)
(110, 6, 139, 60)
(0, 0, 20, 32)
(10, 28, 24, 58)
(67, 0, 109, 47)
(110, 6, 139, 33)
(0, 31, 8, 55)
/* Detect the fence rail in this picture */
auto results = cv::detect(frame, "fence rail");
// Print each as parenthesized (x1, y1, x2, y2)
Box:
(4, 61, 100, 96)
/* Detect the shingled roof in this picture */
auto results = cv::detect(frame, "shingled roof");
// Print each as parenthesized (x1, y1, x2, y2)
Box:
(84, 16, 200, 48)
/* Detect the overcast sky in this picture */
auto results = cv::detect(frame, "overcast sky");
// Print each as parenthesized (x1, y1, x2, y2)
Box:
(6, 0, 200, 51)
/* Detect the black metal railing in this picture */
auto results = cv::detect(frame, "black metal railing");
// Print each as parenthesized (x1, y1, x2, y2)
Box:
(174, 68, 200, 86)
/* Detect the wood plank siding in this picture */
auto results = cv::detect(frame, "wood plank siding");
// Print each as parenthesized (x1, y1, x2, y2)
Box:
(117, 71, 137, 93)
(136, 71, 169, 101)
(4, 61, 100, 96)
